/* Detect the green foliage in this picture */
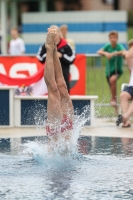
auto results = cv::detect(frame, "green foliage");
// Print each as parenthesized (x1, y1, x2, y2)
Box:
(128, 11, 133, 27)
(128, 27, 133, 41)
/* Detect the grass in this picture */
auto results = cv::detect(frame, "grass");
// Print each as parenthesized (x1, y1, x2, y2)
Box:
(86, 61, 130, 117)
(86, 63, 130, 99)
(128, 27, 133, 40)
(85, 27, 133, 117)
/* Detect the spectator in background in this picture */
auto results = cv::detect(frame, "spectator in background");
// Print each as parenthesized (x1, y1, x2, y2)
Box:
(37, 25, 76, 93)
(116, 39, 133, 128)
(60, 24, 75, 50)
(9, 27, 25, 55)
(97, 31, 125, 113)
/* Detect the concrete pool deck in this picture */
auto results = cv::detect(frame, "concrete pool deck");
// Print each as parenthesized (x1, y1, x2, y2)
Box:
(0, 118, 132, 139)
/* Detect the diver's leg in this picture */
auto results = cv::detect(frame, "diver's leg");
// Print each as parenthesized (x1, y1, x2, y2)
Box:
(44, 30, 63, 125)
(53, 46, 74, 118)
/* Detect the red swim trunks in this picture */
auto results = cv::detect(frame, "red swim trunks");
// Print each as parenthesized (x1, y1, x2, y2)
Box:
(46, 115, 73, 136)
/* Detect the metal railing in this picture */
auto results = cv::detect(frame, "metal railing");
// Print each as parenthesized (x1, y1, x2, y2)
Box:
(86, 54, 129, 97)
(85, 54, 129, 117)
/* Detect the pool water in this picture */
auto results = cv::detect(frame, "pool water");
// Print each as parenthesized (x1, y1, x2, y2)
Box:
(0, 136, 133, 200)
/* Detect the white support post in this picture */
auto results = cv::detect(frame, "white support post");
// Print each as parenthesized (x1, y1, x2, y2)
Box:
(0, 0, 7, 54)
(14, 98, 21, 127)
(10, 1, 18, 28)
(90, 99, 95, 127)
(9, 88, 16, 127)
(39, 0, 47, 11)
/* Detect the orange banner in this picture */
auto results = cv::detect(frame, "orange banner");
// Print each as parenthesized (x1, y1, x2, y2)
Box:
(0, 54, 86, 95)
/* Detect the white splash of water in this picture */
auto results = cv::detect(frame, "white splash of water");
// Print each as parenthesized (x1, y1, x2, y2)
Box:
(22, 104, 91, 165)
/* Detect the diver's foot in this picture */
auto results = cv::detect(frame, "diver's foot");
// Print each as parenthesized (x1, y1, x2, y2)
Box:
(45, 28, 57, 50)
(122, 121, 131, 128)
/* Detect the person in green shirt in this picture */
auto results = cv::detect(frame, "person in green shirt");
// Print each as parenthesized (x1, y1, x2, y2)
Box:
(97, 31, 125, 113)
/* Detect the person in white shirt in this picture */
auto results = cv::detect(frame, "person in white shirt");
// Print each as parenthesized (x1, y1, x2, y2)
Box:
(9, 28, 25, 55)
(116, 39, 133, 128)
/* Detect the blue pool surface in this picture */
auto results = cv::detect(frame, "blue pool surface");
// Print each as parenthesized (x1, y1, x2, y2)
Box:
(0, 136, 133, 200)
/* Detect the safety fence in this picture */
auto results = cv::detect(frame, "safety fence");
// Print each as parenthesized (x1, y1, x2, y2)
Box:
(86, 54, 129, 118)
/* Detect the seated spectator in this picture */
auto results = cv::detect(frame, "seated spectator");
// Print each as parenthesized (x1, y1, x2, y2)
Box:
(60, 24, 75, 50)
(116, 39, 133, 128)
(9, 27, 25, 55)
(97, 31, 125, 114)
